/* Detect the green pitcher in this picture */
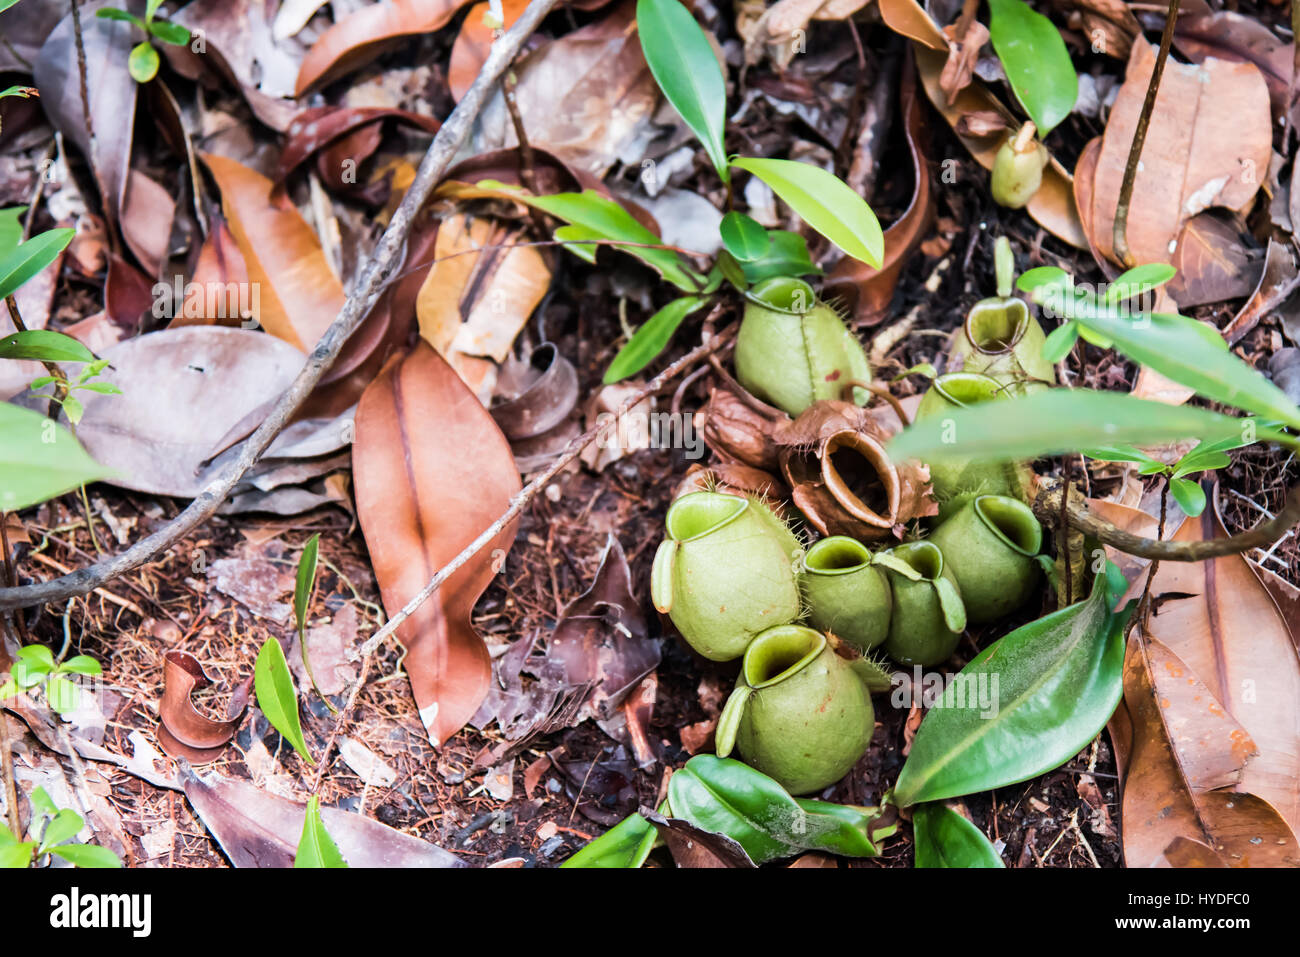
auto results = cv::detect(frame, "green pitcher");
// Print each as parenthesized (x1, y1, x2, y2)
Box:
(651, 491, 803, 662)
(927, 494, 1043, 624)
(915, 371, 1026, 520)
(716, 624, 876, 794)
(878, 541, 966, 667)
(734, 276, 871, 417)
(800, 536, 891, 652)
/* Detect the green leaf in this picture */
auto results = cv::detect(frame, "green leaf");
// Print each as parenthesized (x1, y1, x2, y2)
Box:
(73, 382, 123, 395)
(61, 394, 83, 426)
(96, 8, 144, 28)
(730, 157, 883, 267)
(1082, 445, 1164, 468)
(1172, 447, 1231, 478)
(0, 228, 75, 300)
(1168, 477, 1207, 517)
(561, 810, 659, 868)
(17, 644, 54, 670)
(888, 389, 1271, 465)
(147, 19, 190, 45)
(913, 804, 1005, 867)
(0, 842, 34, 868)
(46, 676, 81, 715)
(294, 533, 320, 639)
(1103, 263, 1177, 304)
(29, 786, 57, 821)
(1016, 265, 1070, 294)
(636, 0, 729, 181)
(0, 821, 16, 845)
(0, 680, 17, 699)
(0, 329, 95, 363)
(48, 844, 121, 868)
(553, 225, 600, 264)
(719, 212, 770, 261)
(58, 654, 101, 677)
(294, 796, 348, 868)
(0, 1, 25, 15)
(893, 574, 1130, 806)
(38, 808, 83, 851)
(739, 229, 822, 283)
(0, 85, 36, 100)
(128, 41, 160, 83)
(11, 660, 47, 689)
(1040, 322, 1078, 363)
(253, 638, 315, 765)
(480, 183, 702, 292)
(603, 296, 707, 384)
(145, 0, 164, 21)
(0, 207, 25, 257)
(987, 0, 1078, 135)
(666, 755, 894, 863)
(1069, 306, 1300, 428)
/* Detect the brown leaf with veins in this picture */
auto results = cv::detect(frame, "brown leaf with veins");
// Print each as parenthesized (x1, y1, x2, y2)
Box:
(1174, 10, 1293, 118)
(1087, 40, 1271, 269)
(353, 343, 521, 747)
(939, 20, 989, 106)
(202, 153, 345, 352)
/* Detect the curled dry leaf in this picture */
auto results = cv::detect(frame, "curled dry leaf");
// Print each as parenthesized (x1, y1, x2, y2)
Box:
(353, 342, 522, 747)
(642, 807, 758, 868)
(490, 343, 581, 470)
(939, 20, 989, 106)
(182, 768, 466, 867)
(697, 385, 785, 471)
(1086, 40, 1271, 270)
(825, 54, 935, 324)
(1222, 238, 1299, 345)
(773, 399, 936, 540)
(277, 106, 442, 186)
(156, 652, 253, 765)
(202, 153, 344, 352)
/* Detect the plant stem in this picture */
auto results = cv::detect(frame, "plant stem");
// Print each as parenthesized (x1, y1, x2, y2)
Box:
(1112, 0, 1180, 268)
(5, 295, 70, 421)
(1136, 478, 1170, 631)
(0, 704, 18, 837)
(0, 513, 30, 645)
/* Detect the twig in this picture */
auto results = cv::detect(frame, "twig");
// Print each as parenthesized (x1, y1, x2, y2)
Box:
(0, 514, 30, 645)
(1112, 0, 1180, 268)
(69, 0, 95, 148)
(310, 329, 732, 783)
(1136, 479, 1170, 630)
(0, 0, 564, 613)
(501, 66, 548, 237)
(1032, 478, 1300, 561)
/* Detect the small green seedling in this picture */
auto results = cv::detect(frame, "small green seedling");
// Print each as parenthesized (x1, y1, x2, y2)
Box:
(0, 643, 102, 716)
(294, 532, 337, 713)
(25, 356, 122, 426)
(253, 637, 315, 765)
(1082, 438, 1247, 518)
(0, 787, 120, 869)
(294, 796, 347, 868)
(96, 0, 192, 83)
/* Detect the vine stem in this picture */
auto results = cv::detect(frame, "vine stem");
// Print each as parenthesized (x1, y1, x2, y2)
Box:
(310, 325, 731, 789)
(1112, 0, 1181, 268)
(0, 0, 564, 613)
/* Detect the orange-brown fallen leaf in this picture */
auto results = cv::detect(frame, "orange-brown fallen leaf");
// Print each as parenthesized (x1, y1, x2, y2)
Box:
(353, 343, 522, 747)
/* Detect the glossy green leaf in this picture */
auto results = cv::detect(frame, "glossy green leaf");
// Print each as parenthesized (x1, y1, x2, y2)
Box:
(1168, 477, 1207, 517)
(1040, 322, 1078, 363)
(61, 395, 84, 426)
(18, 645, 54, 669)
(1082, 445, 1163, 468)
(889, 389, 1273, 465)
(1103, 263, 1176, 304)
(636, 0, 728, 180)
(479, 182, 702, 292)
(147, 19, 190, 45)
(295, 796, 348, 868)
(253, 638, 315, 765)
(128, 42, 160, 83)
(913, 803, 1004, 868)
(145, 0, 164, 19)
(603, 295, 707, 384)
(38, 808, 83, 851)
(294, 533, 319, 638)
(893, 573, 1131, 806)
(0, 330, 95, 363)
(1070, 305, 1300, 428)
(95, 8, 143, 27)
(987, 0, 1078, 134)
(0, 207, 24, 256)
(719, 212, 769, 261)
(666, 755, 894, 863)
(0, 1, 24, 15)
(0, 228, 74, 300)
(46, 676, 80, 714)
(1172, 447, 1231, 478)
(11, 661, 46, 689)
(58, 654, 102, 676)
(48, 844, 121, 868)
(553, 225, 600, 264)
(740, 230, 822, 283)
(0, 842, 34, 868)
(731, 157, 883, 267)
(561, 810, 659, 868)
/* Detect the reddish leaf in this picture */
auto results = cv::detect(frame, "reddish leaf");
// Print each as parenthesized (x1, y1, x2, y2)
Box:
(449, 0, 529, 102)
(121, 171, 175, 277)
(156, 652, 252, 765)
(277, 106, 442, 185)
(353, 342, 522, 746)
(169, 209, 253, 328)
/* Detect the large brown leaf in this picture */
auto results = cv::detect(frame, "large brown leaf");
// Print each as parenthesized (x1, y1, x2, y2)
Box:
(202, 153, 345, 352)
(353, 342, 522, 747)
(1087, 40, 1271, 269)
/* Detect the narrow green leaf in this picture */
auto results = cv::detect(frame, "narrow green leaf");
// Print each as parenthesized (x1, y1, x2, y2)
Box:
(888, 389, 1271, 465)
(893, 574, 1130, 806)
(730, 157, 883, 267)
(147, 20, 191, 45)
(562, 810, 659, 868)
(1168, 477, 1207, 517)
(145, 0, 165, 22)
(73, 382, 123, 395)
(1172, 447, 1231, 478)
(603, 296, 707, 384)
(0, 330, 95, 363)
(295, 796, 348, 868)
(636, 0, 728, 181)
(128, 41, 160, 83)
(38, 808, 83, 851)
(719, 212, 770, 261)
(1103, 263, 1177, 304)
(253, 638, 315, 765)
(0, 680, 17, 699)
(0, 228, 75, 300)
(739, 229, 822, 283)
(95, 8, 144, 27)
(29, 787, 57, 820)
(1016, 265, 1070, 294)
(1082, 445, 1164, 468)
(48, 844, 121, 868)
(1070, 306, 1300, 428)
(913, 804, 1004, 868)
(987, 0, 1078, 134)
(294, 533, 320, 638)
(553, 225, 600, 264)
(58, 654, 101, 676)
